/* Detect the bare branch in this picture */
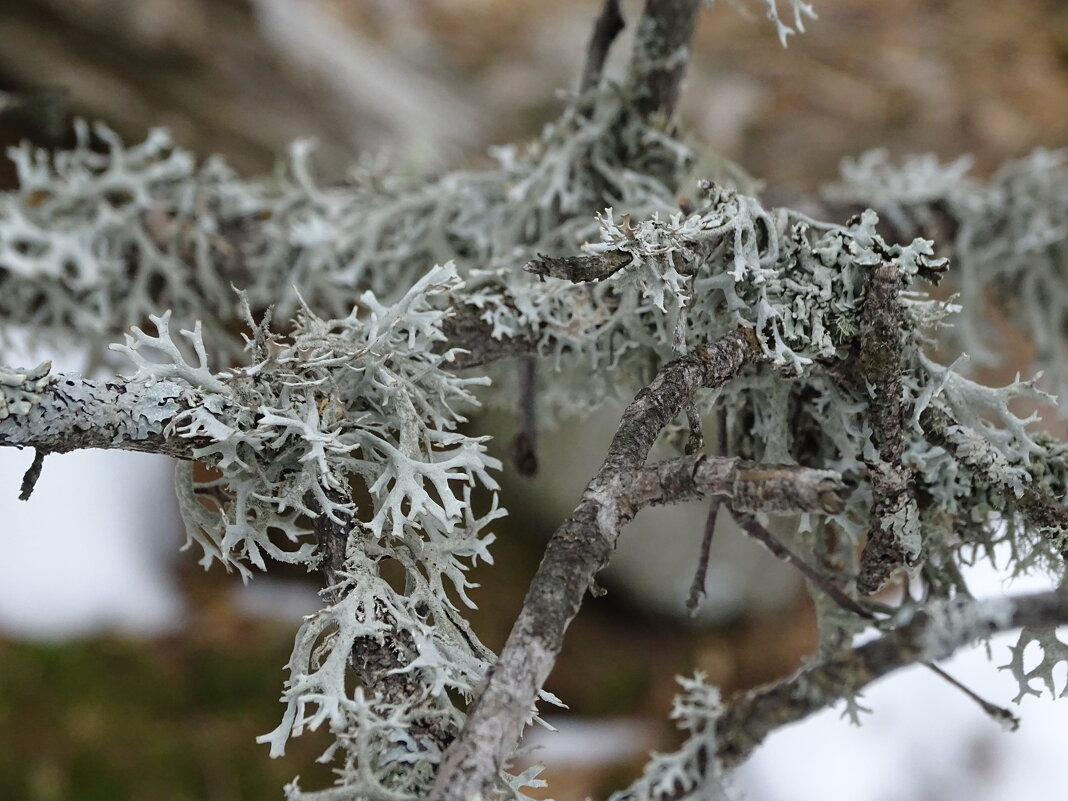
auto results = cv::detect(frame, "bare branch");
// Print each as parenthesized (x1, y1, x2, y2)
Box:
(716, 589, 1068, 768)
(688, 409, 727, 616)
(687, 500, 720, 616)
(437, 304, 536, 370)
(512, 355, 539, 477)
(524, 249, 632, 283)
(732, 510, 874, 620)
(619, 454, 847, 515)
(18, 448, 46, 501)
(922, 661, 1020, 731)
(579, 0, 626, 93)
(429, 327, 762, 801)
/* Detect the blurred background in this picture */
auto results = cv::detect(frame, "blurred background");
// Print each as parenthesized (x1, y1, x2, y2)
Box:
(1, 1, 1068, 799)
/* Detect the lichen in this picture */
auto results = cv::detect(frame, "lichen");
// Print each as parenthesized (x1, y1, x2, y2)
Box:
(5, 3, 1068, 797)
(0, 361, 52, 420)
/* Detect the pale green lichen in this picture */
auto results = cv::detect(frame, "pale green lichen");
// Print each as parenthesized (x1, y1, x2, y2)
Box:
(609, 673, 732, 801)
(826, 148, 1068, 393)
(5, 5, 1068, 798)
(0, 361, 52, 420)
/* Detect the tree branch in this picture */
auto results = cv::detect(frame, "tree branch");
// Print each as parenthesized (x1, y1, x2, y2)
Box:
(429, 327, 763, 801)
(437, 304, 537, 370)
(617, 454, 846, 515)
(920, 405, 1068, 539)
(512, 355, 539, 477)
(525, 249, 632, 283)
(312, 487, 458, 761)
(624, 0, 703, 123)
(0, 366, 205, 460)
(715, 588, 1068, 768)
(18, 448, 46, 501)
(855, 263, 919, 594)
(731, 510, 874, 620)
(579, 0, 626, 94)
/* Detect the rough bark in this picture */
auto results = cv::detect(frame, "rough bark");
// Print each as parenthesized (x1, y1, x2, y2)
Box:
(921, 406, 1068, 537)
(0, 369, 207, 459)
(716, 589, 1068, 767)
(624, 0, 703, 124)
(855, 263, 918, 594)
(525, 249, 633, 283)
(429, 327, 763, 801)
(312, 487, 458, 763)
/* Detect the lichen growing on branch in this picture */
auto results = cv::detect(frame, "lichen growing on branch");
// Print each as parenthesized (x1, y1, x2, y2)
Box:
(3, 2, 1068, 800)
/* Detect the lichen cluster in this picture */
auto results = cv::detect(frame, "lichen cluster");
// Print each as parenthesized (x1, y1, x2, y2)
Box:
(826, 148, 1068, 391)
(3, 2, 1068, 799)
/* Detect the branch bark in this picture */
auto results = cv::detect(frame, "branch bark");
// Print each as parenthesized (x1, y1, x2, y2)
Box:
(0, 369, 206, 459)
(624, 0, 703, 123)
(618, 454, 846, 515)
(579, 0, 626, 93)
(312, 487, 458, 761)
(855, 263, 919, 594)
(437, 304, 537, 370)
(715, 588, 1068, 767)
(920, 405, 1068, 538)
(525, 249, 632, 283)
(429, 327, 764, 801)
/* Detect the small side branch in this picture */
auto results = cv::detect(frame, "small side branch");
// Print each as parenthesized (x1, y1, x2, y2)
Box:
(525, 249, 632, 283)
(616, 454, 846, 516)
(687, 500, 720, 616)
(716, 589, 1068, 767)
(513, 355, 539, 477)
(436, 303, 537, 370)
(732, 510, 874, 620)
(688, 409, 728, 616)
(922, 661, 1020, 731)
(579, 0, 626, 93)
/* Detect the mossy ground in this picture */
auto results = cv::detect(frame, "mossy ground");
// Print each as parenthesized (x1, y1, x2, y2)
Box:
(0, 627, 335, 801)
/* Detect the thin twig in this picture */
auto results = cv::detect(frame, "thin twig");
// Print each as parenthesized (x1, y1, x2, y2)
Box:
(512, 355, 539, 477)
(618, 455, 847, 515)
(624, 0, 703, 123)
(922, 661, 1020, 731)
(687, 408, 729, 615)
(921, 405, 1068, 539)
(716, 588, 1068, 768)
(524, 249, 632, 283)
(732, 509, 875, 620)
(579, 0, 625, 93)
(855, 262, 918, 594)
